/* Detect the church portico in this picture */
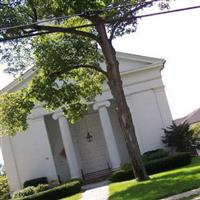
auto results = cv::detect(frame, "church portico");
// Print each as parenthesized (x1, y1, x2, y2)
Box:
(1, 52, 173, 192)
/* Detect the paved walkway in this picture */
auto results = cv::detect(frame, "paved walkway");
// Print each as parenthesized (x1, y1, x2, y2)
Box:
(161, 188, 200, 200)
(81, 180, 109, 200)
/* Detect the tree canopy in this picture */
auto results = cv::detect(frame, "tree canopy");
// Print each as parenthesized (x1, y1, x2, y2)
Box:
(0, 0, 170, 180)
(0, 0, 169, 136)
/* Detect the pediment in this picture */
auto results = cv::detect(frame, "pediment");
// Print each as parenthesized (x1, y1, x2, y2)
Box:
(1, 52, 165, 93)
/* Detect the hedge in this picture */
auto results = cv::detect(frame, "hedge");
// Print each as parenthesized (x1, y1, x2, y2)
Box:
(142, 149, 169, 162)
(23, 177, 48, 188)
(13, 185, 49, 199)
(13, 180, 81, 200)
(110, 152, 192, 182)
(110, 169, 134, 182)
(145, 152, 192, 175)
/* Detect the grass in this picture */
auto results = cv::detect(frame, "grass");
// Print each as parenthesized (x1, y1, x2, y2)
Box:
(109, 158, 200, 200)
(60, 193, 81, 200)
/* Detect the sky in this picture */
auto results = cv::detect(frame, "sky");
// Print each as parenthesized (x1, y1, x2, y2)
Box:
(0, 0, 200, 164)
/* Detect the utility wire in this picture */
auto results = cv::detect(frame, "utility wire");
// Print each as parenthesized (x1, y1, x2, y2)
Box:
(136, 4, 200, 19)
(1, 4, 200, 32)
(0, 4, 200, 35)
(0, 2, 137, 31)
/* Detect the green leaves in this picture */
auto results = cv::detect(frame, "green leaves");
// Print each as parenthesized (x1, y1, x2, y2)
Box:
(0, 0, 161, 135)
(0, 32, 105, 135)
(29, 33, 105, 123)
(0, 90, 34, 136)
(162, 122, 197, 153)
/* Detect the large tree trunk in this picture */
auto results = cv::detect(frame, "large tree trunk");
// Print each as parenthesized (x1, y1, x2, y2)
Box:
(96, 24, 149, 181)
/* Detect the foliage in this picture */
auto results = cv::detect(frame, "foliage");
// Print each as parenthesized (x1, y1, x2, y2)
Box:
(12, 180, 81, 200)
(109, 158, 200, 200)
(0, 90, 34, 136)
(144, 152, 192, 175)
(0, 0, 167, 135)
(142, 148, 169, 162)
(32, 184, 49, 193)
(110, 169, 134, 182)
(23, 177, 48, 188)
(110, 152, 192, 182)
(192, 123, 200, 138)
(12, 187, 35, 199)
(0, 0, 169, 181)
(13, 184, 49, 199)
(162, 122, 198, 153)
(0, 176, 10, 200)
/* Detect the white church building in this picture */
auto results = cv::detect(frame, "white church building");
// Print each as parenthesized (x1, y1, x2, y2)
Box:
(0, 52, 172, 193)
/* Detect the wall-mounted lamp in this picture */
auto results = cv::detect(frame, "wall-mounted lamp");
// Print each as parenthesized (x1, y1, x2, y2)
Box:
(86, 132, 93, 142)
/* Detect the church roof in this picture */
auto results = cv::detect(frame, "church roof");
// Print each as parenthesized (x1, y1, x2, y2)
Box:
(174, 107, 200, 125)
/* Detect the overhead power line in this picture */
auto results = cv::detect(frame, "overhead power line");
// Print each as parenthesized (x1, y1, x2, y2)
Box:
(0, 4, 200, 34)
(0, 2, 136, 32)
(136, 4, 200, 19)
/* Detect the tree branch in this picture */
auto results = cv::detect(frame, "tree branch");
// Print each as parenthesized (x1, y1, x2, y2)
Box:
(72, 64, 108, 77)
(27, 0, 38, 22)
(109, 0, 161, 40)
(35, 25, 100, 43)
(0, 24, 101, 43)
(49, 64, 107, 79)
(0, 31, 55, 42)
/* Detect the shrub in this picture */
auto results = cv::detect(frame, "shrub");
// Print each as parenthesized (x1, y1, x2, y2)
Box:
(110, 169, 134, 182)
(23, 177, 48, 188)
(121, 163, 132, 171)
(33, 184, 49, 193)
(12, 180, 81, 200)
(110, 152, 192, 182)
(13, 187, 35, 199)
(142, 149, 169, 162)
(0, 176, 10, 200)
(162, 122, 198, 154)
(145, 152, 192, 175)
(12, 184, 49, 199)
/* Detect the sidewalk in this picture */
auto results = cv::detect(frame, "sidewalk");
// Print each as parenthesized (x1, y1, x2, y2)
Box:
(81, 180, 109, 200)
(161, 188, 200, 200)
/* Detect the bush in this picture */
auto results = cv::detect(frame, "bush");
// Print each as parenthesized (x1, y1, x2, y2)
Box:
(110, 169, 134, 182)
(13, 184, 49, 199)
(142, 149, 169, 162)
(23, 177, 48, 188)
(33, 184, 49, 193)
(110, 152, 192, 182)
(162, 122, 198, 154)
(12, 180, 81, 200)
(121, 163, 132, 171)
(13, 187, 35, 199)
(0, 176, 10, 200)
(145, 152, 192, 175)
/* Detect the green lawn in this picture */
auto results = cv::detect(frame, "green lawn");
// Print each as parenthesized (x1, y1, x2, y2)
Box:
(109, 158, 200, 200)
(60, 193, 81, 200)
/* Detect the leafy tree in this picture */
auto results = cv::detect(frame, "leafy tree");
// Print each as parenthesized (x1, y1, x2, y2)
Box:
(0, 176, 10, 200)
(0, 0, 169, 181)
(192, 123, 200, 136)
(162, 122, 198, 153)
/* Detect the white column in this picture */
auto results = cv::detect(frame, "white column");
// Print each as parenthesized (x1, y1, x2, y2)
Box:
(93, 101, 121, 169)
(53, 112, 80, 179)
(1, 137, 21, 193)
(153, 87, 173, 127)
(126, 96, 143, 153)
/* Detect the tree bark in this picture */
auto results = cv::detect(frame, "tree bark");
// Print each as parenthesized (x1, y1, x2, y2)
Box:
(96, 23, 149, 181)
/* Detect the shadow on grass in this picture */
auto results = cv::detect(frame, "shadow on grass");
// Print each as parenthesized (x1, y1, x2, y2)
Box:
(109, 162, 200, 200)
